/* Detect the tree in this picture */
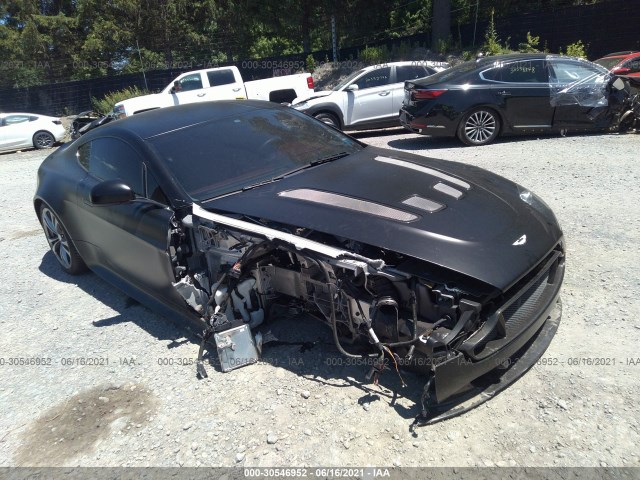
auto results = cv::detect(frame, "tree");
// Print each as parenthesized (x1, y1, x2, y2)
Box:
(431, 0, 451, 49)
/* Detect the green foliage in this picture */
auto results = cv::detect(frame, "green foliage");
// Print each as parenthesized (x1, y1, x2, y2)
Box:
(482, 9, 512, 56)
(359, 45, 390, 65)
(388, 0, 432, 37)
(461, 49, 476, 61)
(518, 31, 541, 53)
(564, 40, 587, 58)
(0, 0, 607, 91)
(305, 54, 317, 74)
(435, 36, 453, 55)
(482, 9, 502, 55)
(91, 86, 149, 115)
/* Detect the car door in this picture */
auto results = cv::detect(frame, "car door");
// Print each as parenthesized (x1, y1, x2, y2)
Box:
(0, 114, 32, 150)
(392, 65, 435, 116)
(205, 68, 245, 100)
(346, 66, 392, 126)
(549, 59, 609, 127)
(171, 72, 207, 105)
(482, 59, 554, 130)
(73, 137, 182, 305)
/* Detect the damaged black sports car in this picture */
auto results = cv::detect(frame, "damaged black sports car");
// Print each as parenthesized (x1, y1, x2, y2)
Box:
(34, 101, 564, 425)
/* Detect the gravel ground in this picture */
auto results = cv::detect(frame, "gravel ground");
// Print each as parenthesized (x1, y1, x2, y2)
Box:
(0, 129, 639, 469)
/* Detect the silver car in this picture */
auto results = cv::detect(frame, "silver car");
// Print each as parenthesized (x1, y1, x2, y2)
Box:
(291, 61, 449, 131)
(0, 113, 66, 153)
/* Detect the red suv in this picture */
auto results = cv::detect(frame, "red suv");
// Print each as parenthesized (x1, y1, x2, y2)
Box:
(594, 51, 640, 77)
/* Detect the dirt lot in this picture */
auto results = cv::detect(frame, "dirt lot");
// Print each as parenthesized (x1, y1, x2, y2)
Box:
(0, 130, 639, 470)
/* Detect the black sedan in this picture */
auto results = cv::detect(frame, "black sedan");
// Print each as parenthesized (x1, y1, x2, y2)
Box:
(35, 101, 564, 424)
(400, 53, 628, 145)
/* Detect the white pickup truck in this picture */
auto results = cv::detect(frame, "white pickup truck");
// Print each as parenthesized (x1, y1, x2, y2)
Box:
(113, 65, 314, 117)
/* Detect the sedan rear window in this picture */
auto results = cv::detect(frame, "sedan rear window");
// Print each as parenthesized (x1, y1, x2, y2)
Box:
(147, 106, 363, 201)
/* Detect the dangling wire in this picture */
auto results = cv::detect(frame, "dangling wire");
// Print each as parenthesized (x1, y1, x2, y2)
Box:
(382, 345, 406, 387)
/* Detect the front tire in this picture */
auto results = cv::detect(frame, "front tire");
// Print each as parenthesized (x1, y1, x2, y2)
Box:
(39, 205, 87, 275)
(33, 131, 56, 149)
(457, 108, 500, 146)
(314, 112, 340, 129)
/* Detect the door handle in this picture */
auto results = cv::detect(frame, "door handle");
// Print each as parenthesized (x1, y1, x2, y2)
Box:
(497, 90, 512, 96)
(197, 93, 206, 97)
(232, 87, 242, 92)
(378, 91, 390, 96)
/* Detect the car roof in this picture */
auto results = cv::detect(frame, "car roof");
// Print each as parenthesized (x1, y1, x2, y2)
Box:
(360, 60, 447, 71)
(93, 100, 282, 140)
(600, 51, 639, 58)
(474, 53, 581, 64)
(0, 112, 46, 117)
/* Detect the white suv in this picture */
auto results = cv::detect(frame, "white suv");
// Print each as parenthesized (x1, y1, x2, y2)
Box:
(291, 61, 449, 131)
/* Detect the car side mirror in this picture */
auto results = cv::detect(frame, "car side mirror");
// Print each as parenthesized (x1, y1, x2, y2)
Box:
(91, 179, 135, 205)
(612, 67, 631, 75)
(345, 84, 359, 91)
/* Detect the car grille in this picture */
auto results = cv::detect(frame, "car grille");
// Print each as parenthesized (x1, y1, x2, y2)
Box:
(502, 269, 551, 336)
(463, 248, 564, 360)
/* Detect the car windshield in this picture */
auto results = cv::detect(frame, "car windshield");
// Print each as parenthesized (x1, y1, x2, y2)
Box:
(147, 106, 363, 201)
(333, 68, 367, 90)
(594, 57, 623, 70)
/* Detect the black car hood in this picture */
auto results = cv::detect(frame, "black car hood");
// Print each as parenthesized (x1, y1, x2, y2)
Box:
(201, 146, 562, 292)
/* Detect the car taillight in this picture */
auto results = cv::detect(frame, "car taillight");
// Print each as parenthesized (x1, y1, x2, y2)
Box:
(307, 76, 315, 90)
(412, 89, 448, 101)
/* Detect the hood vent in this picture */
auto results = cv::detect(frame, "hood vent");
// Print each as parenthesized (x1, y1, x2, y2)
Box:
(402, 195, 445, 213)
(278, 189, 419, 222)
(374, 156, 471, 190)
(433, 182, 464, 199)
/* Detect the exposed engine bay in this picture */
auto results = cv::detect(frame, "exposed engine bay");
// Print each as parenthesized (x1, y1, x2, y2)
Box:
(170, 204, 564, 425)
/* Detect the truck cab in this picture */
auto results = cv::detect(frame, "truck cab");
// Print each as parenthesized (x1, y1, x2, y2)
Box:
(164, 67, 246, 101)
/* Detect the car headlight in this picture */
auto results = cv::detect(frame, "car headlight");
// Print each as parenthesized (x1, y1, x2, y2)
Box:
(292, 101, 308, 110)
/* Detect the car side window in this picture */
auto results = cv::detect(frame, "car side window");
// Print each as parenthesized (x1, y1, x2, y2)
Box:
(81, 138, 145, 196)
(3, 115, 31, 126)
(177, 73, 203, 91)
(622, 58, 640, 73)
(481, 67, 502, 81)
(354, 67, 391, 89)
(77, 143, 91, 170)
(207, 69, 236, 87)
(550, 61, 602, 84)
(396, 65, 432, 83)
(501, 60, 548, 83)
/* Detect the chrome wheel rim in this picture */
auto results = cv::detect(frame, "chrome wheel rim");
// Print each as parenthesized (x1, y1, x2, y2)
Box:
(41, 207, 72, 269)
(464, 111, 496, 144)
(34, 132, 54, 148)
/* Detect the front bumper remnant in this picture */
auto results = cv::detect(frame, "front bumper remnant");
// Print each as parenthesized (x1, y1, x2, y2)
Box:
(415, 297, 562, 426)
